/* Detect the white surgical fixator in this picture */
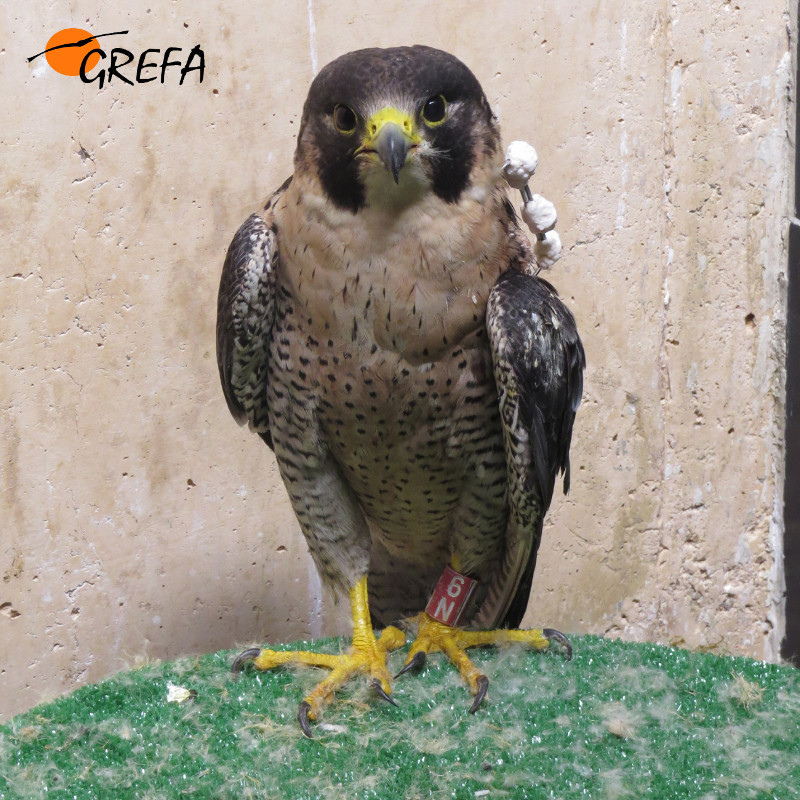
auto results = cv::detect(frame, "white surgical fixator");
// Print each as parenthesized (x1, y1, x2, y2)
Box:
(502, 140, 562, 272)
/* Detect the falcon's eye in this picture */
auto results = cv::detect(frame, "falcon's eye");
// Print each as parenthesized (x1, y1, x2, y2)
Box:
(421, 95, 447, 126)
(332, 104, 357, 134)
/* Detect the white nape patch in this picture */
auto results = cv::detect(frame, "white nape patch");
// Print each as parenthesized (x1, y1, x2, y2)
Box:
(467, 183, 490, 204)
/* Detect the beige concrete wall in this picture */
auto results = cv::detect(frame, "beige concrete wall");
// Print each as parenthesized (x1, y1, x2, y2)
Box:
(0, 1, 792, 720)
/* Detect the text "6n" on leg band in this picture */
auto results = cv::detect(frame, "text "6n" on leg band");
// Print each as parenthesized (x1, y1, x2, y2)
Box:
(425, 566, 478, 626)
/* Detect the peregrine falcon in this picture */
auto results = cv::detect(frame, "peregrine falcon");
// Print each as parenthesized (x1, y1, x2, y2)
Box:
(217, 45, 585, 736)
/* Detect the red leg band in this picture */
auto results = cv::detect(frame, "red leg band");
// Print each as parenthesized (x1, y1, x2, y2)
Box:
(424, 566, 479, 626)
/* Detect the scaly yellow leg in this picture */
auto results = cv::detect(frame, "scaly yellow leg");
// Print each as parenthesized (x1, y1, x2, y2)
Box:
(399, 612, 571, 713)
(232, 576, 405, 737)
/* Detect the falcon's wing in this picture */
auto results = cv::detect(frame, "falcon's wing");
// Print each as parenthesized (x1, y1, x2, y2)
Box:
(216, 184, 288, 448)
(481, 269, 585, 628)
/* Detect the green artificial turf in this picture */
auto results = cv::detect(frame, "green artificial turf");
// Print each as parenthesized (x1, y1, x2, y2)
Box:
(1, 634, 799, 799)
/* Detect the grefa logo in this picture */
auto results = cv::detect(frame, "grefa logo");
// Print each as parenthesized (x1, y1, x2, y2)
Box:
(28, 28, 205, 87)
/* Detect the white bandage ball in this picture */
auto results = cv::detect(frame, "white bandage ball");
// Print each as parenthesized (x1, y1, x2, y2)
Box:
(502, 140, 539, 189)
(521, 194, 557, 235)
(534, 230, 562, 269)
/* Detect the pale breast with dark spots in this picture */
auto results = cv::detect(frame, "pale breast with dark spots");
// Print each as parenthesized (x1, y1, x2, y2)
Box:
(269, 278, 506, 552)
(320, 344, 504, 556)
(267, 172, 518, 583)
(273, 174, 512, 366)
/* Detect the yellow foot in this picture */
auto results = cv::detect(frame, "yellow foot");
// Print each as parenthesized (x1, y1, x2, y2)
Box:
(232, 626, 404, 736)
(231, 576, 406, 737)
(397, 613, 571, 714)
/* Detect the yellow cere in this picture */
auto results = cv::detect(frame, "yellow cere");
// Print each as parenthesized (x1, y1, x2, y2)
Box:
(363, 106, 420, 146)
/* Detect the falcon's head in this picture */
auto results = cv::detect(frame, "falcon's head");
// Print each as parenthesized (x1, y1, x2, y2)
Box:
(294, 46, 501, 213)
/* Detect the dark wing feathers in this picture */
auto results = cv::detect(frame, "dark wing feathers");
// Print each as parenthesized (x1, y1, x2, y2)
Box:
(216, 210, 280, 448)
(486, 269, 585, 628)
(490, 271, 584, 510)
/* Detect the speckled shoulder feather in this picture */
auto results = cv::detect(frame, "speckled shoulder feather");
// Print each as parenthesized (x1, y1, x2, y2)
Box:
(216, 180, 290, 447)
(481, 271, 585, 627)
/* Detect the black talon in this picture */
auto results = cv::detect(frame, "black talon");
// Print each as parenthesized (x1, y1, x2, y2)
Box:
(395, 650, 426, 678)
(469, 675, 489, 714)
(231, 647, 262, 674)
(542, 628, 573, 661)
(298, 701, 314, 738)
(370, 679, 399, 707)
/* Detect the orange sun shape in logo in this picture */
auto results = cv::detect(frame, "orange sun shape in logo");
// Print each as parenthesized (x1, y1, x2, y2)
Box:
(44, 28, 101, 76)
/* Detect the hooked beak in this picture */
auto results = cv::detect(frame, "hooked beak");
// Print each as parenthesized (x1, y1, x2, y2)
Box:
(357, 107, 419, 184)
(376, 124, 411, 184)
